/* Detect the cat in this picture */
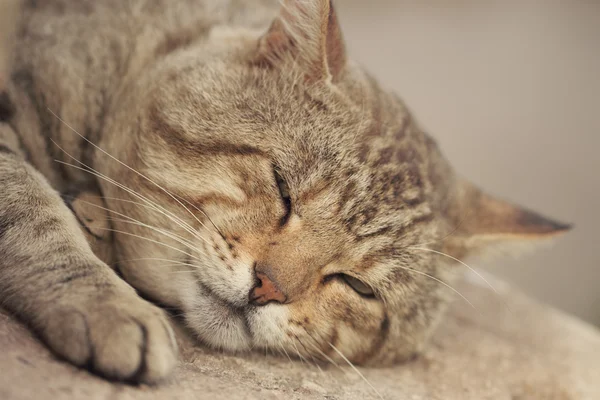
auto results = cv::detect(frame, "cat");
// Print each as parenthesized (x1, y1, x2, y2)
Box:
(0, 0, 570, 383)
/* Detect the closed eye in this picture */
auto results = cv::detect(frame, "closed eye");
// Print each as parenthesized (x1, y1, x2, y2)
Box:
(274, 168, 292, 226)
(324, 274, 376, 299)
(342, 274, 376, 298)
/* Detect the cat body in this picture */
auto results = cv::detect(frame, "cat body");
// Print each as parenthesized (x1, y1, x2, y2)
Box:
(0, 0, 568, 382)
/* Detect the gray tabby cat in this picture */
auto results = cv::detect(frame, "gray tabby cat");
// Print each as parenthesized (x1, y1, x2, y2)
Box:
(0, 0, 569, 383)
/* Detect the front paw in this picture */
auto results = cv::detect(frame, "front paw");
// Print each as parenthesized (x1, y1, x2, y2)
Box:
(39, 294, 178, 383)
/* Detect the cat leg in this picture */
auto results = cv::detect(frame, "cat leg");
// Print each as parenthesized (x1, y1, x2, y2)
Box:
(0, 122, 177, 383)
(61, 185, 116, 268)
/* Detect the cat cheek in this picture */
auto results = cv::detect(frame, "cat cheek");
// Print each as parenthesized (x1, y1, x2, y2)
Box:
(194, 242, 255, 307)
(246, 304, 290, 348)
(181, 285, 252, 352)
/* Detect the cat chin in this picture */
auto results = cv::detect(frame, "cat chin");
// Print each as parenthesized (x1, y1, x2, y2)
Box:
(181, 282, 290, 352)
(246, 304, 289, 349)
(182, 282, 252, 351)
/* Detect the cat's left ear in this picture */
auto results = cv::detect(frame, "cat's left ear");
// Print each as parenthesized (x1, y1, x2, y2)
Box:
(256, 0, 347, 83)
(442, 180, 572, 260)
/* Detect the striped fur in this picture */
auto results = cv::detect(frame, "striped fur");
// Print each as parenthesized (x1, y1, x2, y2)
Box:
(0, 0, 569, 382)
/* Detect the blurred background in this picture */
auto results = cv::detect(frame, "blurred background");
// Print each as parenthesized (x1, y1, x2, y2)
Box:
(337, 0, 599, 326)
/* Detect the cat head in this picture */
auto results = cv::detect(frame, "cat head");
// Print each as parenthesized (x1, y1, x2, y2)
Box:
(98, 0, 570, 365)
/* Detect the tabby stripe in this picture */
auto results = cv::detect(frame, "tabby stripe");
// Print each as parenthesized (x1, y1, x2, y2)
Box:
(0, 144, 16, 155)
(53, 269, 96, 286)
(6, 119, 33, 162)
(356, 312, 390, 363)
(151, 108, 264, 157)
(0, 91, 16, 121)
(166, 135, 265, 157)
(327, 326, 339, 356)
(195, 143, 264, 156)
(29, 215, 65, 240)
(302, 91, 329, 113)
(356, 225, 393, 241)
(387, 212, 434, 240)
(0, 214, 17, 241)
(18, 262, 78, 282)
(366, 312, 390, 360)
(12, 69, 69, 181)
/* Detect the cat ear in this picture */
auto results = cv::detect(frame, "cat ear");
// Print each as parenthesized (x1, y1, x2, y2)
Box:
(442, 180, 572, 259)
(256, 0, 347, 82)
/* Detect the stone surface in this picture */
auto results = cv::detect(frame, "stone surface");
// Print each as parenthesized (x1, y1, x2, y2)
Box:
(1, 276, 599, 400)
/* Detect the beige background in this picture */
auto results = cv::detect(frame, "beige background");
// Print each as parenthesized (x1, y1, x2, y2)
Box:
(337, 0, 600, 325)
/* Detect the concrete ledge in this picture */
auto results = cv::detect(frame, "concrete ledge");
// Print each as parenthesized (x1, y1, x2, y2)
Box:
(1, 277, 599, 400)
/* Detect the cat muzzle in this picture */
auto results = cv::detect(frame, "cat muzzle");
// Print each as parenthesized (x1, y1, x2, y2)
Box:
(249, 271, 287, 305)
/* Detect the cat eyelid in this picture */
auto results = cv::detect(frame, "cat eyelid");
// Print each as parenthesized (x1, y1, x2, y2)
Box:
(342, 274, 376, 298)
(324, 273, 377, 299)
(273, 168, 292, 226)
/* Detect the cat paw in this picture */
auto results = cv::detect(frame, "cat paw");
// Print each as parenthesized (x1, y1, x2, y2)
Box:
(40, 294, 178, 383)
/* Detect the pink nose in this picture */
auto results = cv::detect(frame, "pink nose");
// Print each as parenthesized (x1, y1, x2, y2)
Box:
(250, 271, 287, 305)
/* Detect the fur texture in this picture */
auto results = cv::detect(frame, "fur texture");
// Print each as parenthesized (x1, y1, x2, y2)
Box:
(0, 0, 569, 382)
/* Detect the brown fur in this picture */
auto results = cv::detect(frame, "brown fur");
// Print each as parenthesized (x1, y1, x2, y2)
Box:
(0, 0, 569, 382)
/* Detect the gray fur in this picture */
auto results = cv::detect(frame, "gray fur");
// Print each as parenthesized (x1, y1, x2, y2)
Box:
(0, 0, 568, 382)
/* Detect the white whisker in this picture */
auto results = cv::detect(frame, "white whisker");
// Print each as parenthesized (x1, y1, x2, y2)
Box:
(55, 159, 204, 244)
(291, 333, 322, 371)
(175, 195, 224, 238)
(300, 329, 340, 369)
(328, 342, 384, 400)
(55, 159, 214, 261)
(118, 258, 199, 272)
(290, 338, 310, 366)
(74, 197, 205, 252)
(287, 331, 316, 368)
(101, 195, 213, 244)
(119, 259, 199, 273)
(118, 257, 193, 265)
(412, 207, 471, 247)
(396, 265, 477, 311)
(48, 108, 215, 235)
(168, 269, 199, 274)
(96, 228, 201, 262)
(278, 342, 293, 364)
(409, 247, 492, 294)
(106, 216, 202, 254)
(409, 246, 511, 312)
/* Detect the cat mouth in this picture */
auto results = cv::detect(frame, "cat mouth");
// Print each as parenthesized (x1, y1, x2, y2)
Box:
(196, 280, 254, 342)
(197, 280, 249, 311)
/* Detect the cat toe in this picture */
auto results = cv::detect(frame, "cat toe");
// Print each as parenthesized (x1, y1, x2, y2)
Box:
(40, 296, 178, 383)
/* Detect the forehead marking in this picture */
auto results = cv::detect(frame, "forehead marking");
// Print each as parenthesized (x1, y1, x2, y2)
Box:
(150, 105, 265, 157)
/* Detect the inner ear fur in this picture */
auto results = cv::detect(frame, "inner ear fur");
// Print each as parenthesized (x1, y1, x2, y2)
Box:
(255, 0, 347, 83)
(442, 180, 571, 259)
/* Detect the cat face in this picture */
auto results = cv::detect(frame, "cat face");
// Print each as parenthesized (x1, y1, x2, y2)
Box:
(99, 0, 569, 365)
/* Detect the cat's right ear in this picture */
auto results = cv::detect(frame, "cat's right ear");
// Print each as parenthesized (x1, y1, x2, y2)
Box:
(255, 0, 347, 83)
(441, 180, 572, 260)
